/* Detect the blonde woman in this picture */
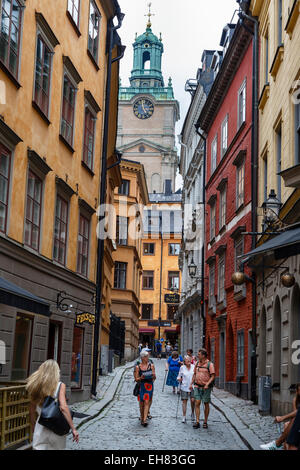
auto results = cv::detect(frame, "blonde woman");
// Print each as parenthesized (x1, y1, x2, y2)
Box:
(26, 359, 79, 450)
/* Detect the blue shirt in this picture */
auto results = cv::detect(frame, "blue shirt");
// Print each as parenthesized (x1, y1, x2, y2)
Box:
(168, 356, 183, 371)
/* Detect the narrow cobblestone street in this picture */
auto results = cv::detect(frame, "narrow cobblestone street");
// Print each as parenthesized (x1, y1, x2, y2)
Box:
(67, 359, 248, 450)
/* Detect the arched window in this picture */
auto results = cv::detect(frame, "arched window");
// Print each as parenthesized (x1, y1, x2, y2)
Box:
(151, 173, 160, 193)
(290, 284, 300, 384)
(259, 306, 267, 376)
(272, 297, 282, 385)
(143, 51, 150, 70)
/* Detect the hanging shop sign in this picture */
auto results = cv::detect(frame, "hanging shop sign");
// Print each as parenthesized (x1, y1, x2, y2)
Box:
(164, 293, 180, 304)
(75, 312, 95, 325)
(148, 320, 172, 327)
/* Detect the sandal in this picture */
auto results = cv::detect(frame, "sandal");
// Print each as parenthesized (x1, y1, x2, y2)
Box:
(193, 422, 200, 429)
(203, 422, 208, 429)
(141, 421, 148, 427)
(147, 414, 152, 420)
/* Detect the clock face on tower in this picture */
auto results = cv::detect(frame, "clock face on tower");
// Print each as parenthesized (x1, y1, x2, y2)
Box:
(133, 98, 154, 119)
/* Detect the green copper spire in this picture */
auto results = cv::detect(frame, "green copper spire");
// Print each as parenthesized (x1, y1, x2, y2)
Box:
(119, 4, 176, 102)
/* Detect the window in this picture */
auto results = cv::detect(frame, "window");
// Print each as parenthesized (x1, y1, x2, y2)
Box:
(168, 271, 179, 290)
(71, 326, 83, 389)
(67, 0, 80, 28)
(209, 264, 215, 308)
(221, 115, 228, 157)
(88, 0, 101, 64)
(82, 107, 96, 170)
(141, 304, 153, 320)
(0, 0, 23, 78)
(276, 123, 282, 201)
(77, 214, 89, 276)
(169, 243, 180, 256)
(167, 304, 178, 321)
(219, 187, 226, 229)
(263, 153, 268, 202)
(114, 262, 127, 289)
(143, 242, 155, 255)
(236, 162, 245, 209)
(0, 144, 11, 233)
(118, 179, 130, 196)
(60, 75, 76, 147)
(211, 136, 217, 174)
(277, 0, 282, 46)
(11, 314, 33, 381)
(24, 170, 42, 251)
(34, 35, 52, 118)
(142, 270, 154, 289)
(210, 202, 216, 240)
(235, 237, 244, 273)
(238, 80, 246, 128)
(116, 216, 128, 246)
(265, 30, 269, 85)
(218, 255, 225, 303)
(53, 195, 68, 265)
(295, 103, 300, 165)
(237, 330, 245, 376)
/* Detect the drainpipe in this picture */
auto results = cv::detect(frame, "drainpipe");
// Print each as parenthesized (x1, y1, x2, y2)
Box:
(238, 7, 259, 402)
(195, 127, 207, 349)
(91, 6, 125, 397)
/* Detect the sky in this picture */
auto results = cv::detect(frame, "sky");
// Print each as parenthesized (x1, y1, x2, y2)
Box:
(117, 0, 239, 188)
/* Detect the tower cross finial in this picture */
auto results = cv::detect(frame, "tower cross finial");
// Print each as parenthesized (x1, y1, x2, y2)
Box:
(145, 2, 155, 28)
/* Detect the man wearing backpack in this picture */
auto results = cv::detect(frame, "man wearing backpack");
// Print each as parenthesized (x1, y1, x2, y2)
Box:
(189, 348, 215, 429)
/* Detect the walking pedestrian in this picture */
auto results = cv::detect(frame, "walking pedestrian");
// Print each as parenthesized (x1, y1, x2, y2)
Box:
(177, 355, 195, 423)
(260, 383, 300, 450)
(286, 405, 300, 450)
(134, 351, 156, 427)
(187, 349, 197, 365)
(165, 350, 183, 394)
(165, 342, 173, 357)
(26, 359, 79, 450)
(190, 348, 215, 429)
(155, 341, 162, 359)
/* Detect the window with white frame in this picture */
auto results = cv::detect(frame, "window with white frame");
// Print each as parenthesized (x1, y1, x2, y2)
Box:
(238, 80, 246, 128)
(236, 161, 245, 209)
(221, 115, 228, 157)
(218, 255, 225, 303)
(88, 0, 101, 64)
(211, 135, 217, 174)
(67, 0, 80, 28)
(234, 237, 244, 273)
(237, 329, 245, 376)
(219, 187, 226, 229)
(0, 0, 24, 79)
(210, 201, 216, 240)
(209, 263, 215, 308)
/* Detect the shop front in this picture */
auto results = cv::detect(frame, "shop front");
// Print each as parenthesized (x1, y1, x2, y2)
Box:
(139, 328, 155, 351)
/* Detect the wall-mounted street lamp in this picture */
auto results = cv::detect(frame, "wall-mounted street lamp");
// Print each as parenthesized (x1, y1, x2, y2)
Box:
(261, 189, 282, 230)
(188, 257, 197, 278)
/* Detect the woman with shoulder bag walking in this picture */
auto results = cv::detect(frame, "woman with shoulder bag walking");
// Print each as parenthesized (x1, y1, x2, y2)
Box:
(134, 351, 156, 427)
(26, 359, 79, 450)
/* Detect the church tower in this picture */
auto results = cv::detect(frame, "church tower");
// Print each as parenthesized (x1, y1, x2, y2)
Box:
(117, 4, 180, 194)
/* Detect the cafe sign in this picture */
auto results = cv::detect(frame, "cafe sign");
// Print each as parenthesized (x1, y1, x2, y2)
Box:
(75, 312, 95, 325)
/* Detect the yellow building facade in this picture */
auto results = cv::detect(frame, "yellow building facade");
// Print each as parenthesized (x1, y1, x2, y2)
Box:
(0, 0, 123, 402)
(111, 159, 149, 361)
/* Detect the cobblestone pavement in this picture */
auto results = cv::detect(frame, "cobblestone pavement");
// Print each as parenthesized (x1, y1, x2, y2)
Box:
(67, 359, 248, 450)
(212, 388, 279, 445)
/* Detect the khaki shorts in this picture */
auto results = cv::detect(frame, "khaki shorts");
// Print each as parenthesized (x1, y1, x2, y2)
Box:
(193, 386, 212, 403)
(180, 390, 194, 400)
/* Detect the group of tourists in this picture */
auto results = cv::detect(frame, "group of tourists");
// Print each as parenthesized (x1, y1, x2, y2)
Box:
(23, 352, 300, 450)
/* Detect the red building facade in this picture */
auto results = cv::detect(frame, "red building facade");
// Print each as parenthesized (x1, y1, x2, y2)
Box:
(197, 22, 254, 399)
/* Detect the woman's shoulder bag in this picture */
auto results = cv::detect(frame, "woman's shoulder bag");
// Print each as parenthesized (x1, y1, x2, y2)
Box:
(38, 382, 74, 436)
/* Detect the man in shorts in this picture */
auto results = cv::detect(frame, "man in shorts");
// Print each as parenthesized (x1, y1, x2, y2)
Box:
(189, 348, 215, 429)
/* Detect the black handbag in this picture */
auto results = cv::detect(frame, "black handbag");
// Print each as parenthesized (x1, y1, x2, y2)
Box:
(133, 382, 140, 397)
(38, 382, 74, 436)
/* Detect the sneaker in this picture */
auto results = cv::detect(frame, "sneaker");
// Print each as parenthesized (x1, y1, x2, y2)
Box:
(182, 417, 186, 423)
(260, 440, 283, 450)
